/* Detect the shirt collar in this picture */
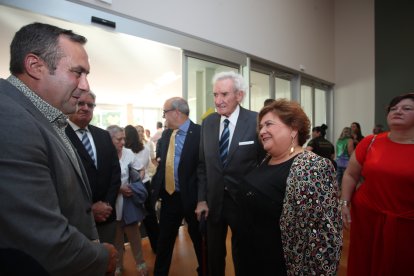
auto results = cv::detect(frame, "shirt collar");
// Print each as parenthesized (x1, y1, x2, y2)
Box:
(178, 118, 191, 134)
(7, 75, 67, 126)
(68, 119, 89, 132)
(221, 104, 240, 126)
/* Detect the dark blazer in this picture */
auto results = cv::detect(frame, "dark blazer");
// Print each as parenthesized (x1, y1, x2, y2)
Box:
(197, 106, 265, 222)
(151, 120, 201, 214)
(66, 124, 121, 223)
(0, 79, 108, 275)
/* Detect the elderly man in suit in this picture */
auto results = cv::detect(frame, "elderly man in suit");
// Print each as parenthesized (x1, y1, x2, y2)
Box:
(0, 23, 116, 275)
(66, 91, 121, 243)
(151, 97, 203, 276)
(195, 71, 265, 276)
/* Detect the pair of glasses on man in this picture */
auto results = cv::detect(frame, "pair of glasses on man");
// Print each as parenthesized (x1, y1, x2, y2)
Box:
(162, 108, 175, 118)
(78, 101, 96, 109)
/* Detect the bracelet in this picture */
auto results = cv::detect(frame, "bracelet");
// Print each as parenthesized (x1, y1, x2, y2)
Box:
(339, 199, 350, 208)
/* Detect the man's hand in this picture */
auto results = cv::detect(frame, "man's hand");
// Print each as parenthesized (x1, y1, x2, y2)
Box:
(92, 201, 112, 222)
(103, 243, 117, 275)
(195, 201, 209, 221)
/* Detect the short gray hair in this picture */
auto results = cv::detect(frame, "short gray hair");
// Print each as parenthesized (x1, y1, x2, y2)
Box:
(87, 91, 96, 100)
(169, 97, 190, 116)
(106, 125, 123, 138)
(212, 71, 247, 93)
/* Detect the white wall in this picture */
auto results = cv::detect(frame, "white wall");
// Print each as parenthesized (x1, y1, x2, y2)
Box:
(73, 0, 335, 82)
(73, 0, 375, 139)
(0, 0, 375, 140)
(334, 0, 375, 140)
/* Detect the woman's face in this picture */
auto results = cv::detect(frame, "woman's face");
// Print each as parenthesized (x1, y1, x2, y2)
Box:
(258, 112, 296, 155)
(111, 130, 125, 153)
(136, 126, 144, 140)
(351, 123, 359, 133)
(387, 99, 414, 129)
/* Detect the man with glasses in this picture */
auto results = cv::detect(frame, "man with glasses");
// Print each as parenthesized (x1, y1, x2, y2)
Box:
(151, 97, 203, 276)
(66, 91, 121, 244)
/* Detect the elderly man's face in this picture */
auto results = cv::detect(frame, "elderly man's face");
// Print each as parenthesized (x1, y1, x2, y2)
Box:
(40, 36, 90, 114)
(69, 93, 95, 128)
(213, 78, 243, 117)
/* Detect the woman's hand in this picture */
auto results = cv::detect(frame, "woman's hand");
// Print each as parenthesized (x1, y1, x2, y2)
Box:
(120, 185, 133, 197)
(341, 205, 352, 230)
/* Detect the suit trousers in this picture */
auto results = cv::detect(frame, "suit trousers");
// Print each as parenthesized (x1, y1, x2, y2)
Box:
(142, 180, 160, 252)
(96, 220, 116, 244)
(154, 192, 202, 276)
(207, 191, 245, 276)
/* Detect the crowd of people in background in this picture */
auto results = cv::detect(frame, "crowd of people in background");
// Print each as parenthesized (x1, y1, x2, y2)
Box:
(1, 21, 413, 276)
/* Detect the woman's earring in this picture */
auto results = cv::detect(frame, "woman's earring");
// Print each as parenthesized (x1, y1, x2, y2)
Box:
(289, 137, 295, 155)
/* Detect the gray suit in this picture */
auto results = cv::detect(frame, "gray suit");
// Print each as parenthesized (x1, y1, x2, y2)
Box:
(198, 106, 265, 276)
(0, 79, 108, 275)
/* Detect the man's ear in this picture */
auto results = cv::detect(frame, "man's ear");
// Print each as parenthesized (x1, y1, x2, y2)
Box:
(24, 54, 44, 80)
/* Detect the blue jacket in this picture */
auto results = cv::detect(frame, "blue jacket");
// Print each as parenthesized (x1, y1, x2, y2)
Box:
(122, 180, 147, 225)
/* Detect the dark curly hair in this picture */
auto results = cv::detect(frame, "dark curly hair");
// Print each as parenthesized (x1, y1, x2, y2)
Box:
(312, 124, 328, 138)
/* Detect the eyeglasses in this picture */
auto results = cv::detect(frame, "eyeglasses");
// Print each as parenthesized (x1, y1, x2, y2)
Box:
(389, 105, 414, 113)
(78, 101, 96, 109)
(162, 108, 175, 118)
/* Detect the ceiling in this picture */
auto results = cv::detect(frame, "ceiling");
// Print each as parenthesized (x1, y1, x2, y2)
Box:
(0, 4, 182, 108)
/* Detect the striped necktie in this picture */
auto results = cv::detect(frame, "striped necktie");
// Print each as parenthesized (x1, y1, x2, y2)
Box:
(79, 129, 95, 165)
(219, 119, 230, 165)
(165, 129, 178, 194)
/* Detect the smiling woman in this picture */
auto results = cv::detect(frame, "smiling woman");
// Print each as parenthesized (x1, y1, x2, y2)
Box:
(238, 99, 342, 275)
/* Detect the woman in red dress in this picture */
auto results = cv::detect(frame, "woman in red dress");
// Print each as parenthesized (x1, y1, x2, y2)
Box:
(341, 93, 414, 276)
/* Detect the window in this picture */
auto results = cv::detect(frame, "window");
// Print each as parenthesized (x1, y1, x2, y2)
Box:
(186, 54, 239, 124)
(250, 70, 270, 111)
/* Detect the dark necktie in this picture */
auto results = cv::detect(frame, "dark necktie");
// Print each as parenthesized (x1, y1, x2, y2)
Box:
(219, 119, 230, 165)
(79, 129, 95, 165)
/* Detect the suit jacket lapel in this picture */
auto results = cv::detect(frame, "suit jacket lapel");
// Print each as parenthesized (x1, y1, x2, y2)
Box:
(67, 125, 91, 163)
(0, 80, 92, 200)
(228, 107, 250, 160)
(178, 121, 195, 169)
(162, 129, 173, 163)
(88, 126, 101, 168)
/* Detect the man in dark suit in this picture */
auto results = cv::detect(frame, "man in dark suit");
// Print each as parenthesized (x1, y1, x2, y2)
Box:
(151, 97, 202, 276)
(66, 91, 121, 243)
(0, 22, 116, 275)
(195, 71, 265, 276)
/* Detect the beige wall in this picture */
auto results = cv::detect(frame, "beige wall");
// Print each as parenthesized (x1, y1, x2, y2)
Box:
(73, 0, 335, 82)
(0, 0, 375, 140)
(73, 0, 375, 139)
(334, 0, 375, 140)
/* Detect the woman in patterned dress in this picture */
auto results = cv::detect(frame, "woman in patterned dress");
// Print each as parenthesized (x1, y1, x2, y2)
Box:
(239, 99, 342, 276)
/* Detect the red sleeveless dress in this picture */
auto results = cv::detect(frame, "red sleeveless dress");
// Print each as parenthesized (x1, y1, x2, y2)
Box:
(348, 132, 414, 275)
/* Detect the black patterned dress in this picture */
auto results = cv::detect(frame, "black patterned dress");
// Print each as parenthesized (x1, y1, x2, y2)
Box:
(239, 151, 342, 276)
